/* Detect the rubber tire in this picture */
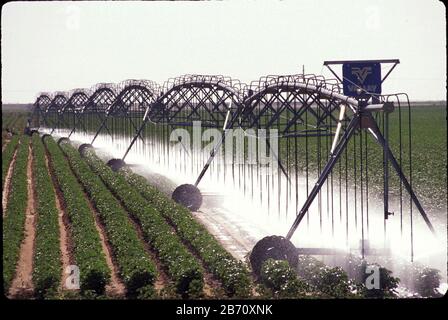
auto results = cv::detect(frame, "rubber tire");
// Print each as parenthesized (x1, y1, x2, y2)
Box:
(78, 143, 93, 156)
(172, 184, 203, 211)
(249, 235, 298, 277)
(107, 158, 126, 172)
(57, 137, 70, 145)
(41, 134, 51, 143)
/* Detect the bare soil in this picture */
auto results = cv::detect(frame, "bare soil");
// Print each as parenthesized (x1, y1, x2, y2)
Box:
(2, 149, 18, 215)
(125, 214, 171, 295)
(2, 137, 10, 152)
(85, 196, 126, 297)
(164, 217, 225, 298)
(8, 145, 35, 298)
(191, 209, 255, 261)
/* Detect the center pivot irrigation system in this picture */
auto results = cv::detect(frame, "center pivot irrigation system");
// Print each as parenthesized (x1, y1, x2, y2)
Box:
(30, 59, 436, 271)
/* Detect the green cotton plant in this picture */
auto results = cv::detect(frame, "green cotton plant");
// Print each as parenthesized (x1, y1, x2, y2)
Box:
(44, 136, 110, 294)
(31, 134, 62, 298)
(297, 255, 363, 298)
(398, 262, 443, 298)
(3, 135, 30, 291)
(118, 167, 253, 298)
(359, 262, 400, 298)
(414, 267, 442, 298)
(313, 266, 357, 298)
(75, 146, 204, 297)
(260, 259, 308, 298)
(58, 142, 157, 297)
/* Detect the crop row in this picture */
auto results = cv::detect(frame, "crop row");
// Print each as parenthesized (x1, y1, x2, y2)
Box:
(31, 134, 62, 298)
(117, 163, 253, 296)
(43, 136, 111, 293)
(2, 112, 30, 133)
(3, 135, 30, 291)
(2, 113, 20, 129)
(260, 259, 308, 298)
(72, 145, 204, 297)
(2, 135, 20, 188)
(58, 142, 157, 296)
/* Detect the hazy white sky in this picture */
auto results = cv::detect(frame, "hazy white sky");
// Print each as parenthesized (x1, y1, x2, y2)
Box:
(1, 0, 446, 103)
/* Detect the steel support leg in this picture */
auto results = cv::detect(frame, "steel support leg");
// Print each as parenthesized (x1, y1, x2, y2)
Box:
(91, 116, 109, 145)
(129, 118, 146, 144)
(68, 126, 76, 138)
(194, 109, 238, 187)
(266, 138, 290, 183)
(68, 115, 78, 138)
(122, 118, 149, 161)
(194, 130, 227, 187)
(368, 115, 436, 235)
(286, 115, 360, 240)
(41, 114, 51, 133)
(170, 124, 191, 157)
(50, 116, 58, 134)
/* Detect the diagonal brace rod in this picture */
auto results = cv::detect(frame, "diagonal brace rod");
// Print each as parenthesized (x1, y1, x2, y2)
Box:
(367, 115, 436, 235)
(286, 115, 360, 240)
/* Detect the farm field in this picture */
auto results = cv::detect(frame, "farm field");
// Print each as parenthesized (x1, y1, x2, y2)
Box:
(4, 0, 448, 308)
(1, 105, 446, 299)
(2, 110, 30, 149)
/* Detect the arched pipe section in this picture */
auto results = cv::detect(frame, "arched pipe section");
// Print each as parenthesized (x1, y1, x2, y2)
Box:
(91, 80, 161, 170)
(239, 78, 359, 182)
(120, 75, 245, 209)
(121, 75, 244, 163)
(43, 92, 68, 135)
(189, 76, 360, 193)
(79, 84, 118, 143)
(103, 84, 156, 143)
(32, 93, 52, 131)
(62, 89, 90, 138)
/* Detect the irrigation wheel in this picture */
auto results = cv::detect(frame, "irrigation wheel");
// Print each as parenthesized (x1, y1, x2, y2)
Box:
(172, 184, 202, 211)
(249, 235, 298, 276)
